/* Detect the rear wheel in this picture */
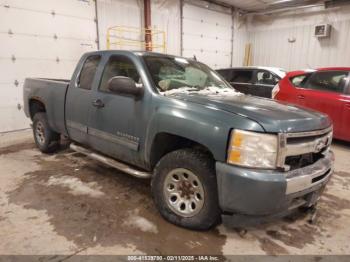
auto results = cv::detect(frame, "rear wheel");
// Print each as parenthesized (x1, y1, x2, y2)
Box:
(151, 148, 221, 230)
(33, 112, 60, 153)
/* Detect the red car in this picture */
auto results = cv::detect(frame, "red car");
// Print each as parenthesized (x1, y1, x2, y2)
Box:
(273, 67, 350, 142)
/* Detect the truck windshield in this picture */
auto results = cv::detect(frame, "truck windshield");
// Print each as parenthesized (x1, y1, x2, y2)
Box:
(143, 56, 238, 96)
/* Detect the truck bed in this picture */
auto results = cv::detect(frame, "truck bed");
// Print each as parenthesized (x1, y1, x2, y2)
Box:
(23, 78, 70, 135)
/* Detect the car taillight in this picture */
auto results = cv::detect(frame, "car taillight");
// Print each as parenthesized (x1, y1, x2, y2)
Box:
(271, 84, 280, 99)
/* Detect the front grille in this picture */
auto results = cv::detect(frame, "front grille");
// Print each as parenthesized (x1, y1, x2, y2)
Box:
(286, 133, 330, 145)
(285, 151, 325, 171)
(277, 126, 333, 171)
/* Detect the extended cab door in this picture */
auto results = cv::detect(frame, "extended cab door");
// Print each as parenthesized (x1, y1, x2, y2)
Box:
(299, 70, 349, 139)
(254, 70, 280, 98)
(87, 54, 146, 167)
(66, 54, 101, 145)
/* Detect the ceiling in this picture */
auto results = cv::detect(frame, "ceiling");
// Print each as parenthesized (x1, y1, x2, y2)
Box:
(217, 0, 322, 11)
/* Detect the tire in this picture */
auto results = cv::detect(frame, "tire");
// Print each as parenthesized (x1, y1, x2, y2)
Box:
(151, 148, 221, 230)
(32, 112, 60, 153)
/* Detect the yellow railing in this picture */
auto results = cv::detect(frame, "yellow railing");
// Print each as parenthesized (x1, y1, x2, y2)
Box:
(107, 25, 166, 53)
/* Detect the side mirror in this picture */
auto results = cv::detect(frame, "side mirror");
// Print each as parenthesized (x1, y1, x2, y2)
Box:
(107, 76, 143, 98)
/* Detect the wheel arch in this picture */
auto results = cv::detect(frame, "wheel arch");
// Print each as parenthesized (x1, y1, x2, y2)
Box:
(29, 98, 46, 120)
(149, 132, 215, 169)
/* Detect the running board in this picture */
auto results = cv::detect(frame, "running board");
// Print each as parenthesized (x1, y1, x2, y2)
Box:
(70, 143, 152, 179)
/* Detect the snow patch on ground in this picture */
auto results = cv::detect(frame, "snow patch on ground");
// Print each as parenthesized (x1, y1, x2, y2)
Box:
(123, 211, 158, 234)
(47, 176, 105, 198)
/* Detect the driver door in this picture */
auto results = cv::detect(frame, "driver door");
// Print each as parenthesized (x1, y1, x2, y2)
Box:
(88, 54, 145, 167)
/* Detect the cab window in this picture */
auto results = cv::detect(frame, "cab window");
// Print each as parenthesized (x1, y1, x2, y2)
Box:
(99, 55, 140, 93)
(78, 55, 101, 90)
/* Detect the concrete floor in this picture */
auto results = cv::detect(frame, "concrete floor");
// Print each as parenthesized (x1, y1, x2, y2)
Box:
(0, 130, 350, 256)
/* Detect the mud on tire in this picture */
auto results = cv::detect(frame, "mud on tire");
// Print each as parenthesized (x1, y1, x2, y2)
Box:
(151, 148, 221, 230)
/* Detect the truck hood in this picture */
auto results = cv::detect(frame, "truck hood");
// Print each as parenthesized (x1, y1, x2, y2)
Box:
(169, 93, 331, 133)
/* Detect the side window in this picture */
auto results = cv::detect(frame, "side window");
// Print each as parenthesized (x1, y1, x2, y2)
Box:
(217, 69, 231, 82)
(99, 55, 140, 93)
(306, 71, 349, 93)
(231, 70, 253, 83)
(290, 74, 310, 88)
(256, 71, 279, 85)
(78, 55, 101, 90)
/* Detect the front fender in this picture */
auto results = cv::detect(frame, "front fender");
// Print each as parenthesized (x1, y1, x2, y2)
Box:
(145, 96, 264, 164)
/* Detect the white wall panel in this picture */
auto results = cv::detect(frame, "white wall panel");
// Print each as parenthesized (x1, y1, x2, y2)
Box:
(0, 0, 97, 132)
(97, 0, 143, 50)
(231, 13, 249, 67)
(182, 1, 233, 69)
(151, 0, 181, 55)
(233, 6, 350, 71)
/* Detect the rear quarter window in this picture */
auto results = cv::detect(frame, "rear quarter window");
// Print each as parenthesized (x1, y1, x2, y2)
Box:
(78, 55, 101, 90)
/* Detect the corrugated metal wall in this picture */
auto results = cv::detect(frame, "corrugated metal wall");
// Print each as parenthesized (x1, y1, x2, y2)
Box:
(234, 6, 350, 70)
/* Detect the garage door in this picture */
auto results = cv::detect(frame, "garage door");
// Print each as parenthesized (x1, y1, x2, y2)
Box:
(182, 0, 232, 69)
(0, 0, 97, 132)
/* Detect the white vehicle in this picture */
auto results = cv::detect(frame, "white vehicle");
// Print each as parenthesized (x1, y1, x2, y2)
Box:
(217, 66, 286, 98)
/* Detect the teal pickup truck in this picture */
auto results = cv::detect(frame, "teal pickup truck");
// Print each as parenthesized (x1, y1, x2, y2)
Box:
(23, 51, 334, 229)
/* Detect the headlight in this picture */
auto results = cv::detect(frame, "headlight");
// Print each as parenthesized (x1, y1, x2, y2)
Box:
(227, 129, 278, 169)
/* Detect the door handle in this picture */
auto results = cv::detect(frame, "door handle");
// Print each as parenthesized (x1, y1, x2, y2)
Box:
(298, 95, 305, 99)
(92, 99, 104, 108)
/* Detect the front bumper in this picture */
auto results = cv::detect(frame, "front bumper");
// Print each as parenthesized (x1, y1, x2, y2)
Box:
(216, 151, 334, 216)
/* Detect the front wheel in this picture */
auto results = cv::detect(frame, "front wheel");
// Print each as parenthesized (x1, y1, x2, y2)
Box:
(33, 112, 60, 153)
(151, 149, 221, 230)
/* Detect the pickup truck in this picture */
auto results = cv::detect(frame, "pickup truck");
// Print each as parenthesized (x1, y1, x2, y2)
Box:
(23, 50, 334, 230)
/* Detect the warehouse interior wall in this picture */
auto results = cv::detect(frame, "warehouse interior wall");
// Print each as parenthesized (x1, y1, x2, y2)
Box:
(3, 0, 350, 132)
(97, 0, 181, 55)
(96, 0, 143, 50)
(0, 0, 97, 132)
(231, 11, 249, 68)
(0, 0, 182, 132)
(233, 5, 350, 71)
(182, 0, 233, 69)
(151, 0, 181, 56)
